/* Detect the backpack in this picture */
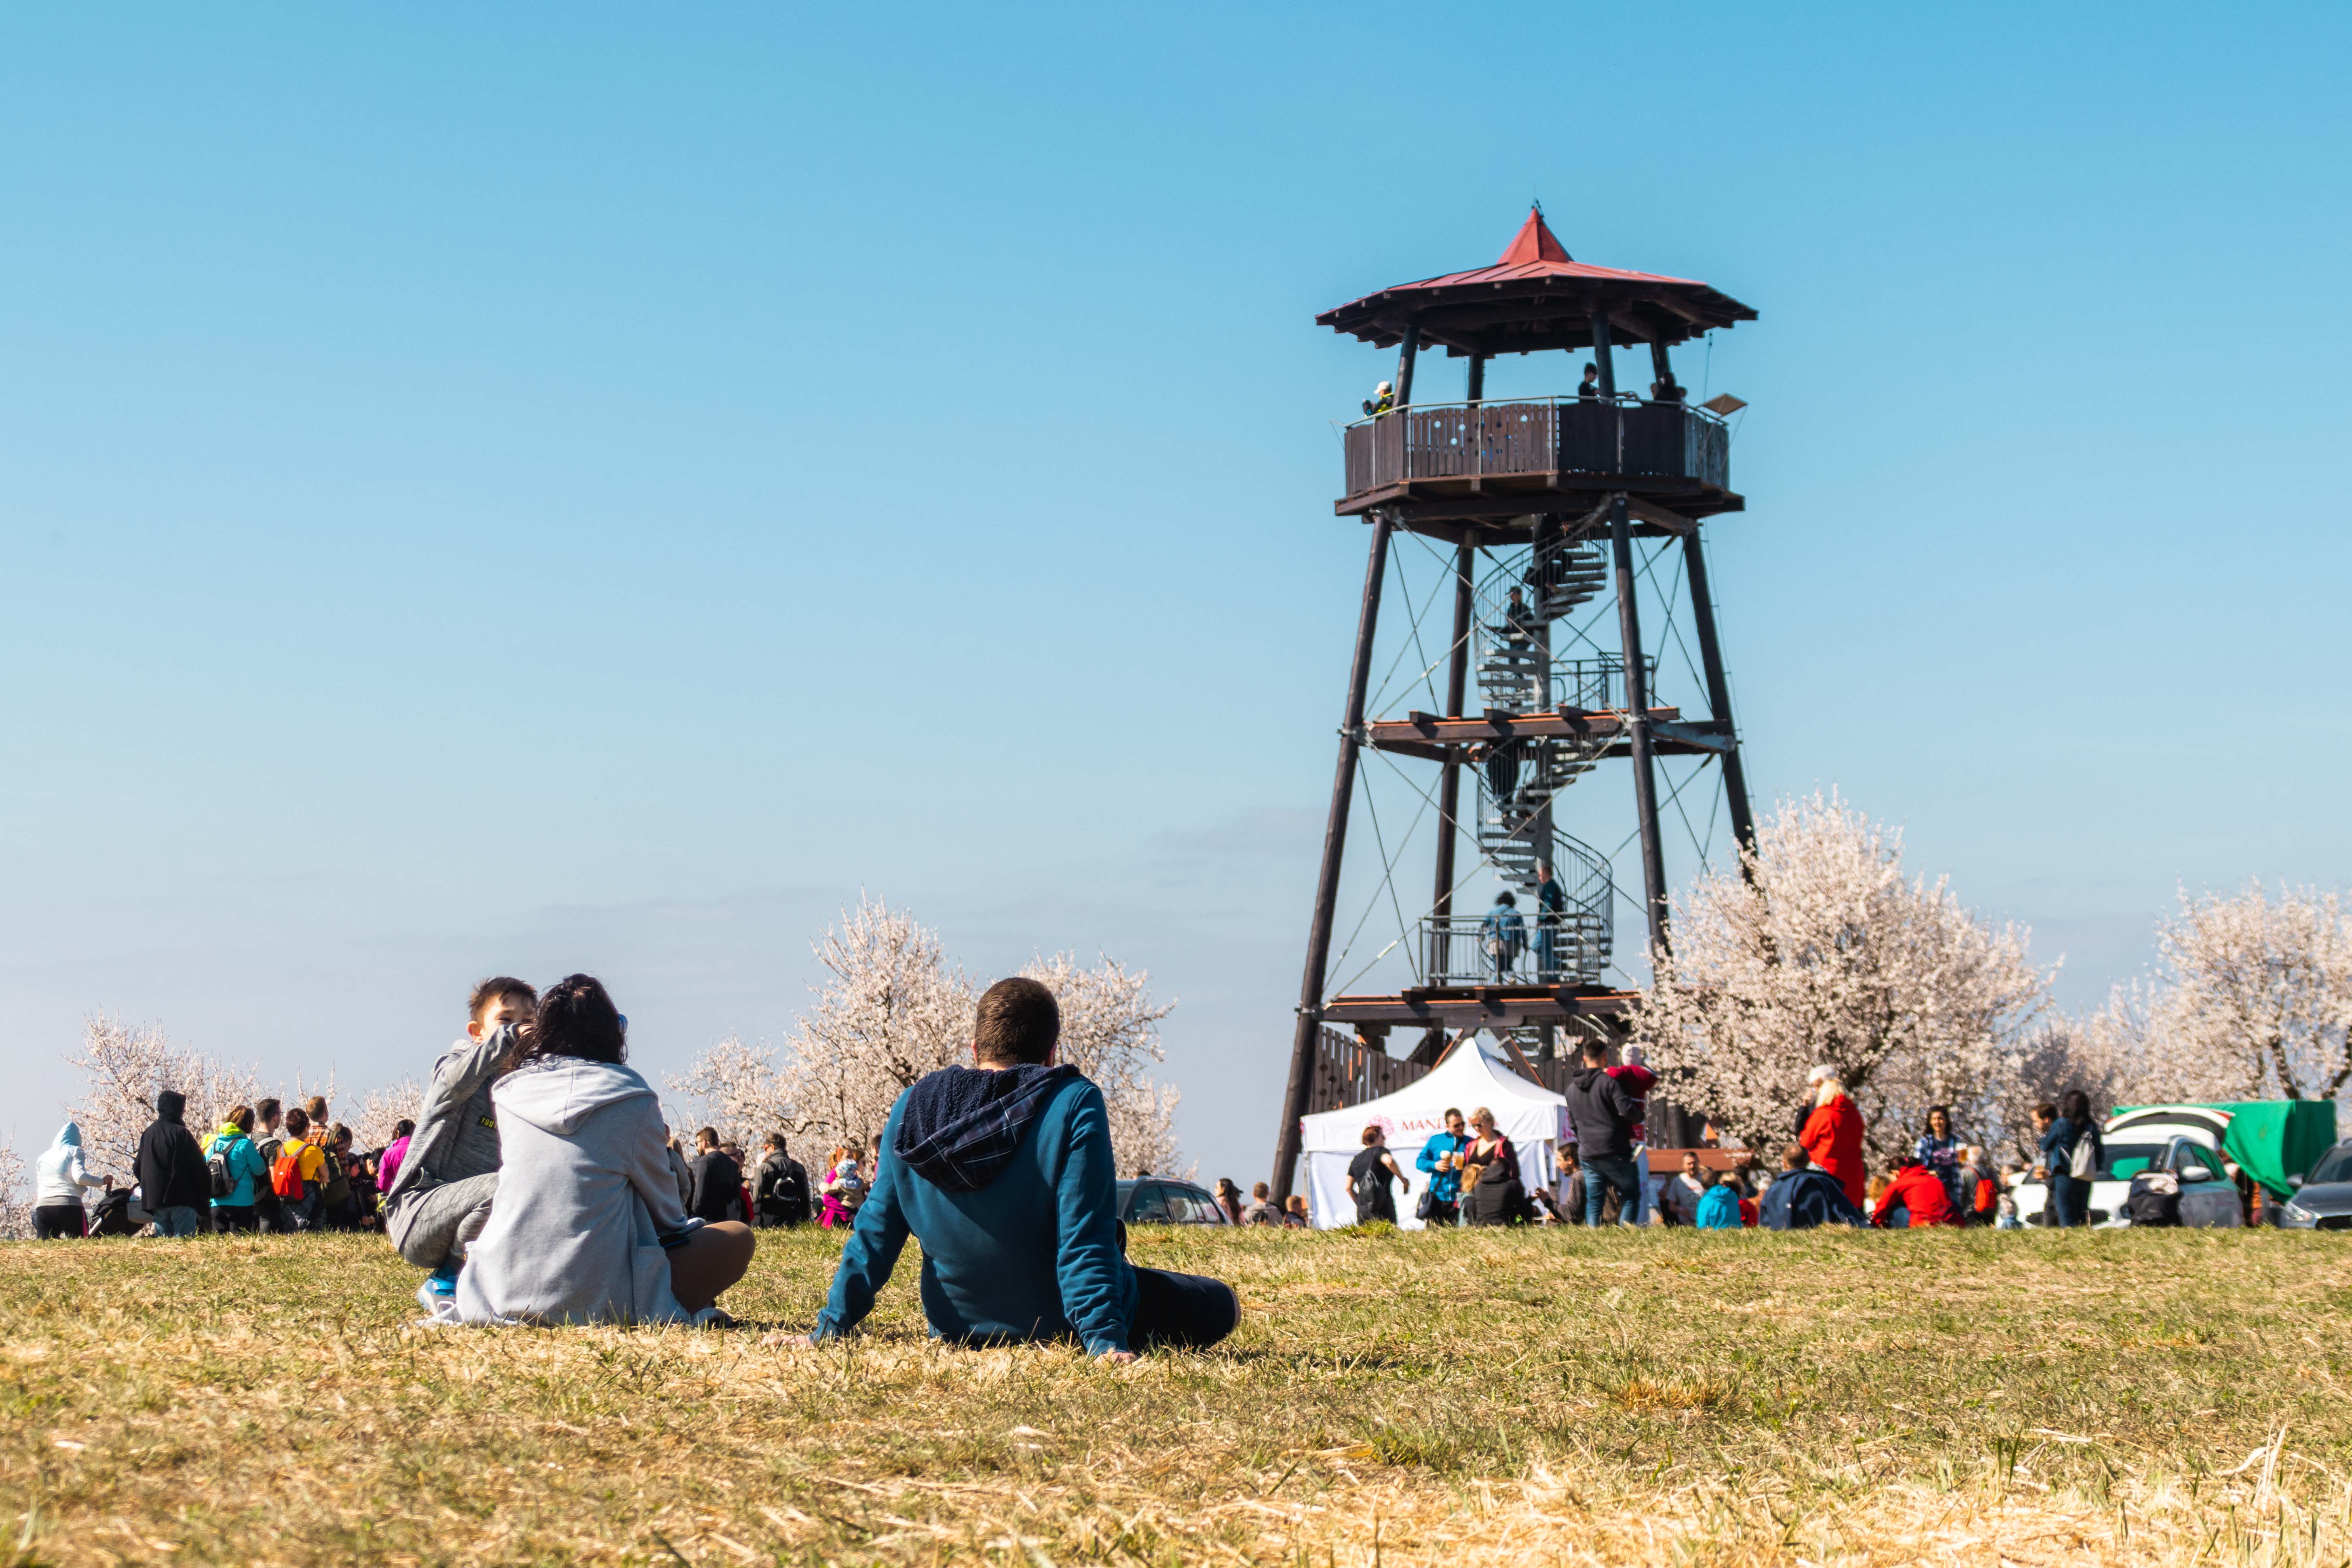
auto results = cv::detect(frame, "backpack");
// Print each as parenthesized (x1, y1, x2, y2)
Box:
(2123, 1171, 2181, 1227)
(207, 1138, 236, 1201)
(2067, 1132, 2099, 1181)
(272, 1142, 310, 1200)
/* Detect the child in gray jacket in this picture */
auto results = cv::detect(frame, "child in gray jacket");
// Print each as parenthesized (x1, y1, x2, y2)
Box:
(383, 976, 537, 1305)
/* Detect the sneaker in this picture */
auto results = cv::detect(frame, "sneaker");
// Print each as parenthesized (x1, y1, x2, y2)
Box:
(415, 1275, 459, 1323)
(689, 1305, 736, 1330)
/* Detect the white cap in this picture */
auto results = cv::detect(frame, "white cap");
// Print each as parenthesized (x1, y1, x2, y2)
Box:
(1805, 1064, 1836, 1085)
(1375, 380, 1392, 393)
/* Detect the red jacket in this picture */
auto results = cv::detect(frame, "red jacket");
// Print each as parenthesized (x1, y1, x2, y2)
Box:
(1872, 1163, 1957, 1228)
(1799, 1094, 1867, 1207)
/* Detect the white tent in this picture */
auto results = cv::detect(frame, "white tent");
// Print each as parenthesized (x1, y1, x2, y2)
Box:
(1300, 1040, 1571, 1229)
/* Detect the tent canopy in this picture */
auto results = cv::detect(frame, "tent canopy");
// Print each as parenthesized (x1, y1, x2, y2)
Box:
(1299, 1041, 1569, 1228)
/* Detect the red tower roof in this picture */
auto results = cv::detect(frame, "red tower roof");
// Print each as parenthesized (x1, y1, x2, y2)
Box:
(1317, 207, 1755, 356)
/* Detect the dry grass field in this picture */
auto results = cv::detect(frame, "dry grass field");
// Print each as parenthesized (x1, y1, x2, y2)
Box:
(3, 1222, 2350, 1566)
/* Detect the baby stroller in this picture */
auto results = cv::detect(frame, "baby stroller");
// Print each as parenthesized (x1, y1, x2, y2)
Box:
(86, 1189, 141, 1237)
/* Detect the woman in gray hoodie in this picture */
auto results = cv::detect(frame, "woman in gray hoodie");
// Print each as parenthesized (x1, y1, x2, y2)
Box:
(454, 975, 754, 1327)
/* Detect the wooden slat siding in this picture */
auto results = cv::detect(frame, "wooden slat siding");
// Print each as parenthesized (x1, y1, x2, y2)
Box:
(1305, 1026, 1431, 1115)
(1344, 423, 1375, 496)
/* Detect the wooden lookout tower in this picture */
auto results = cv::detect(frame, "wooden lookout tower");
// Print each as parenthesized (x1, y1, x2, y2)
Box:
(1270, 208, 1762, 1197)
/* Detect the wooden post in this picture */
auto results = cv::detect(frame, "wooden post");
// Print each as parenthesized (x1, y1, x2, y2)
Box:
(1589, 308, 1616, 397)
(1606, 489, 1671, 960)
(1466, 352, 1486, 405)
(1681, 527, 1757, 864)
(1272, 511, 1394, 1198)
(1429, 541, 1475, 937)
(1393, 325, 1421, 408)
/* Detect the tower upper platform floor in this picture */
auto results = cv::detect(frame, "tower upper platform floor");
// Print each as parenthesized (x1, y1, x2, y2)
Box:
(1338, 395, 1741, 526)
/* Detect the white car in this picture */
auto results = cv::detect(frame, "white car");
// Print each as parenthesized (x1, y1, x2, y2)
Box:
(2011, 1106, 2244, 1228)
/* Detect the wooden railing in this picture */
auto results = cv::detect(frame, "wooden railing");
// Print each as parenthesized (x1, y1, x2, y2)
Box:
(1305, 1027, 1430, 1115)
(1343, 397, 1729, 499)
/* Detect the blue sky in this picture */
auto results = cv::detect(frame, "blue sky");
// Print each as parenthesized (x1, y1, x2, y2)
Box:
(2, 5, 2346, 1184)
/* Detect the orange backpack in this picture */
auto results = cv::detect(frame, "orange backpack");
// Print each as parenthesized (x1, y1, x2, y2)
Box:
(272, 1142, 310, 1200)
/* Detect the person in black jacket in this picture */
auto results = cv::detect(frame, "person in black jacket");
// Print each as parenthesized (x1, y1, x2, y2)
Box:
(688, 1127, 746, 1223)
(755, 1134, 811, 1227)
(1562, 1039, 1642, 1226)
(135, 1090, 211, 1237)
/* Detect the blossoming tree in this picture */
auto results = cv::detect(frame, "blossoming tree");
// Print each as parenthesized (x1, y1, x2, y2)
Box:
(672, 897, 1183, 1174)
(1632, 793, 2049, 1164)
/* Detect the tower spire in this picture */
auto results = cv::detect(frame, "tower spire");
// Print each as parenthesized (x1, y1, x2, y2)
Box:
(1497, 204, 1572, 266)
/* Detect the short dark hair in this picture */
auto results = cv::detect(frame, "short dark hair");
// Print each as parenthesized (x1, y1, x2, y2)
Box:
(393, 1118, 415, 1139)
(973, 977, 1060, 1066)
(1580, 1038, 1609, 1064)
(1362, 1125, 1382, 1146)
(469, 975, 538, 1022)
(763, 1133, 784, 1152)
(1444, 1107, 1463, 1121)
(518, 974, 626, 1066)
(331, 1122, 352, 1147)
(2035, 1101, 2059, 1121)
(256, 1097, 281, 1123)
(285, 1108, 310, 1137)
(1252, 1181, 1269, 1198)
(1782, 1142, 1809, 1169)
(696, 1127, 719, 1148)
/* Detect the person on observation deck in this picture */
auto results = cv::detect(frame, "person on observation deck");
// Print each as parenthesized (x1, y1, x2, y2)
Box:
(1362, 381, 1394, 418)
(1577, 363, 1602, 401)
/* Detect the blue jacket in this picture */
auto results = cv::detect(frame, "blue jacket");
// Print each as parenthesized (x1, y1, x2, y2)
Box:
(1758, 1167, 1869, 1230)
(204, 1129, 270, 1209)
(1694, 1182, 1744, 1230)
(813, 1073, 1136, 1355)
(1479, 905, 1526, 955)
(1416, 1131, 1469, 1203)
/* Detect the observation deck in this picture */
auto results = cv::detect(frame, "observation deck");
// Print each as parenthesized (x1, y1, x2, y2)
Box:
(1340, 395, 1740, 525)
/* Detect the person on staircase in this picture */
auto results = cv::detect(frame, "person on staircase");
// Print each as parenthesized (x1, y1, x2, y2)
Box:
(1479, 893, 1526, 981)
(1476, 739, 1520, 816)
(1531, 861, 1567, 981)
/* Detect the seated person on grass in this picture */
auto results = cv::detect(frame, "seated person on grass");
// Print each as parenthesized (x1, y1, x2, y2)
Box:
(1757, 1143, 1870, 1231)
(811, 977, 1238, 1363)
(384, 975, 538, 1306)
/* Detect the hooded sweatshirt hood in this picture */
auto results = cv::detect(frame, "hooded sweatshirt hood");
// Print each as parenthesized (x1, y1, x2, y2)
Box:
(493, 1056, 655, 1137)
(894, 1063, 1081, 1193)
(51, 1121, 82, 1150)
(155, 1091, 186, 1124)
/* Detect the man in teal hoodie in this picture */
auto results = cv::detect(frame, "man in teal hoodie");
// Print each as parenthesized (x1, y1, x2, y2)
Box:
(812, 978, 1237, 1361)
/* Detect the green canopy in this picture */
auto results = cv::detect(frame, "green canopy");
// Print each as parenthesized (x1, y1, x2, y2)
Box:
(2117, 1102, 2339, 1198)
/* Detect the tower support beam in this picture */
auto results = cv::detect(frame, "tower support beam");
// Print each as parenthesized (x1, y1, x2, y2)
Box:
(1429, 542, 1474, 926)
(1271, 510, 1394, 1198)
(1681, 527, 1757, 865)
(1607, 488, 1670, 961)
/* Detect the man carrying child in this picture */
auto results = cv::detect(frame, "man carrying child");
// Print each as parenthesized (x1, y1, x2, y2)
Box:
(382, 976, 537, 1309)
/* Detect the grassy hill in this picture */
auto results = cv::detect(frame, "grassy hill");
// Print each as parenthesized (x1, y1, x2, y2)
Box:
(2, 1224, 2348, 1566)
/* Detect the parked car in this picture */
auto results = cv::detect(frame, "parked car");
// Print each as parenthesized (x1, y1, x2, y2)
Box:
(2276, 1142, 2352, 1230)
(1115, 1178, 1231, 1226)
(2012, 1107, 2244, 1227)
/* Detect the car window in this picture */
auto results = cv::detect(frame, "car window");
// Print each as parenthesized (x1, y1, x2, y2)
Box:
(2169, 1142, 2220, 1180)
(2308, 1148, 2352, 1186)
(2096, 1143, 2164, 1181)
(1127, 1183, 1175, 1222)
(1175, 1186, 1227, 1224)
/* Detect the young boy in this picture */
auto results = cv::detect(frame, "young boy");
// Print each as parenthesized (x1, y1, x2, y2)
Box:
(382, 976, 536, 1308)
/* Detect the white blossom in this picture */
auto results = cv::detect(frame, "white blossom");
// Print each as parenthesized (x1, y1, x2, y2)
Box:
(64, 1017, 270, 1178)
(670, 897, 1185, 1174)
(1632, 793, 2050, 1165)
(0, 1146, 29, 1241)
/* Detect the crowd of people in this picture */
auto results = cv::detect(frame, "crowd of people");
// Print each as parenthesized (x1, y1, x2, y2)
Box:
(1263, 1039, 2116, 1233)
(28, 971, 1240, 1360)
